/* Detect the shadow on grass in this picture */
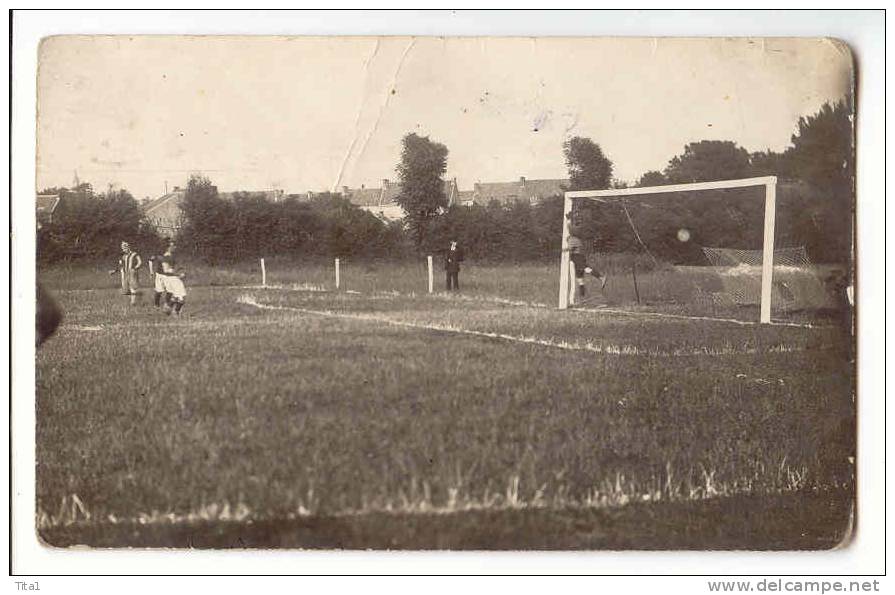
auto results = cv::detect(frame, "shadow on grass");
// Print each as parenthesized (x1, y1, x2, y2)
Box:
(40, 488, 852, 551)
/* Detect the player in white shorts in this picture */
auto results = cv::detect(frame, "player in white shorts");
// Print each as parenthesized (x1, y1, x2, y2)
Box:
(157, 244, 187, 315)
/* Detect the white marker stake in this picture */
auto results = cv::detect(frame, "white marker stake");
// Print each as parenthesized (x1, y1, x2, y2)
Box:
(427, 255, 434, 294)
(260, 258, 267, 287)
(335, 258, 340, 290)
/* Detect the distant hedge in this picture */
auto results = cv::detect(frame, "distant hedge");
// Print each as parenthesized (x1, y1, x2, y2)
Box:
(176, 176, 409, 264)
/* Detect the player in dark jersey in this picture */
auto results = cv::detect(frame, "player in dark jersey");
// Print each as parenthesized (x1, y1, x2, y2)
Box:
(147, 252, 165, 309)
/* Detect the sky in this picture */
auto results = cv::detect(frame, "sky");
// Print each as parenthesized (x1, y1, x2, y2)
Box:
(36, 36, 853, 200)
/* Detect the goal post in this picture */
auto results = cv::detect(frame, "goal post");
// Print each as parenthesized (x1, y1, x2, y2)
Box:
(558, 193, 575, 310)
(558, 176, 778, 323)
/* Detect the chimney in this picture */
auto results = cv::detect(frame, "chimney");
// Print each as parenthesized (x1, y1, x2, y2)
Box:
(520, 176, 526, 187)
(382, 178, 390, 189)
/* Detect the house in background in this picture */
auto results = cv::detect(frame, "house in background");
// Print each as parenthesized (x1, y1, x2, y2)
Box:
(342, 182, 387, 212)
(340, 175, 564, 219)
(343, 178, 461, 222)
(455, 188, 476, 207)
(471, 177, 567, 206)
(36, 193, 61, 226)
(142, 187, 187, 237)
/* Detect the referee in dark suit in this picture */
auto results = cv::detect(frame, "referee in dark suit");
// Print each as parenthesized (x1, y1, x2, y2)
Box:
(444, 240, 464, 291)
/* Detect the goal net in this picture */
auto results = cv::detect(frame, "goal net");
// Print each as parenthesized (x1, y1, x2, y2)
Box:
(699, 246, 831, 313)
(558, 177, 839, 324)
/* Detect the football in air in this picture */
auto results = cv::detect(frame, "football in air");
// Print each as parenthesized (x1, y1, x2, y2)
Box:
(677, 228, 691, 242)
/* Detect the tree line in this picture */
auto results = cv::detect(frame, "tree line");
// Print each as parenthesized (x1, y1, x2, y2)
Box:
(38, 99, 852, 266)
(176, 176, 405, 264)
(37, 183, 165, 263)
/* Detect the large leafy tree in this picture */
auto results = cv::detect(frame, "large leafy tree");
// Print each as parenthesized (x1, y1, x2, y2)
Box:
(395, 133, 449, 250)
(561, 137, 614, 255)
(749, 149, 790, 179)
(179, 174, 237, 263)
(785, 99, 854, 263)
(788, 100, 853, 198)
(663, 140, 752, 183)
(563, 136, 613, 191)
(637, 170, 667, 187)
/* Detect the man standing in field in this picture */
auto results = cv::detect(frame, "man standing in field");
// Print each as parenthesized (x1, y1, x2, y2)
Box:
(109, 241, 143, 305)
(444, 239, 464, 291)
(157, 242, 187, 315)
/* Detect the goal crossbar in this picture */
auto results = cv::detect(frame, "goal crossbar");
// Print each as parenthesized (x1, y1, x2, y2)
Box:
(558, 176, 778, 323)
(564, 176, 777, 199)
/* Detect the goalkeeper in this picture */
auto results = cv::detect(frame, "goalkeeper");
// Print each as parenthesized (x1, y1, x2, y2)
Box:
(563, 229, 606, 299)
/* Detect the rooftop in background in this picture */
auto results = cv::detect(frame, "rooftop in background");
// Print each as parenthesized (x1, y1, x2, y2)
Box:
(336, 175, 566, 213)
(219, 189, 285, 203)
(36, 193, 61, 225)
(141, 187, 186, 216)
(471, 177, 567, 206)
(339, 178, 460, 209)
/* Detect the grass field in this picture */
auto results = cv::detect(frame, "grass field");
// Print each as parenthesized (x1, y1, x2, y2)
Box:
(38, 256, 842, 322)
(35, 261, 855, 549)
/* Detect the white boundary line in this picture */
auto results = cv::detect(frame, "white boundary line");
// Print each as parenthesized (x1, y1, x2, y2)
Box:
(50, 283, 827, 329)
(55, 317, 295, 333)
(237, 296, 824, 357)
(249, 284, 828, 329)
(61, 324, 105, 332)
(570, 305, 826, 329)
(225, 283, 827, 329)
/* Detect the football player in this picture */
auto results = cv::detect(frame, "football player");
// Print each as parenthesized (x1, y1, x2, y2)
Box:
(109, 241, 143, 305)
(564, 235, 606, 298)
(157, 242, 187, 315)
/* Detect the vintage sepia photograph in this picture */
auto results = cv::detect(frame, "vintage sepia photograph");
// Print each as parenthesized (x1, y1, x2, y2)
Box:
(32, 33, 856, 551)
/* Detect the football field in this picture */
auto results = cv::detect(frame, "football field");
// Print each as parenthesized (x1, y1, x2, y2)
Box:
(35, 263, 855, 549)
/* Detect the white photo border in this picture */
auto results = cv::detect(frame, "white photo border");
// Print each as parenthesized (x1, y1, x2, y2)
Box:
(9, 8, 886, 581)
